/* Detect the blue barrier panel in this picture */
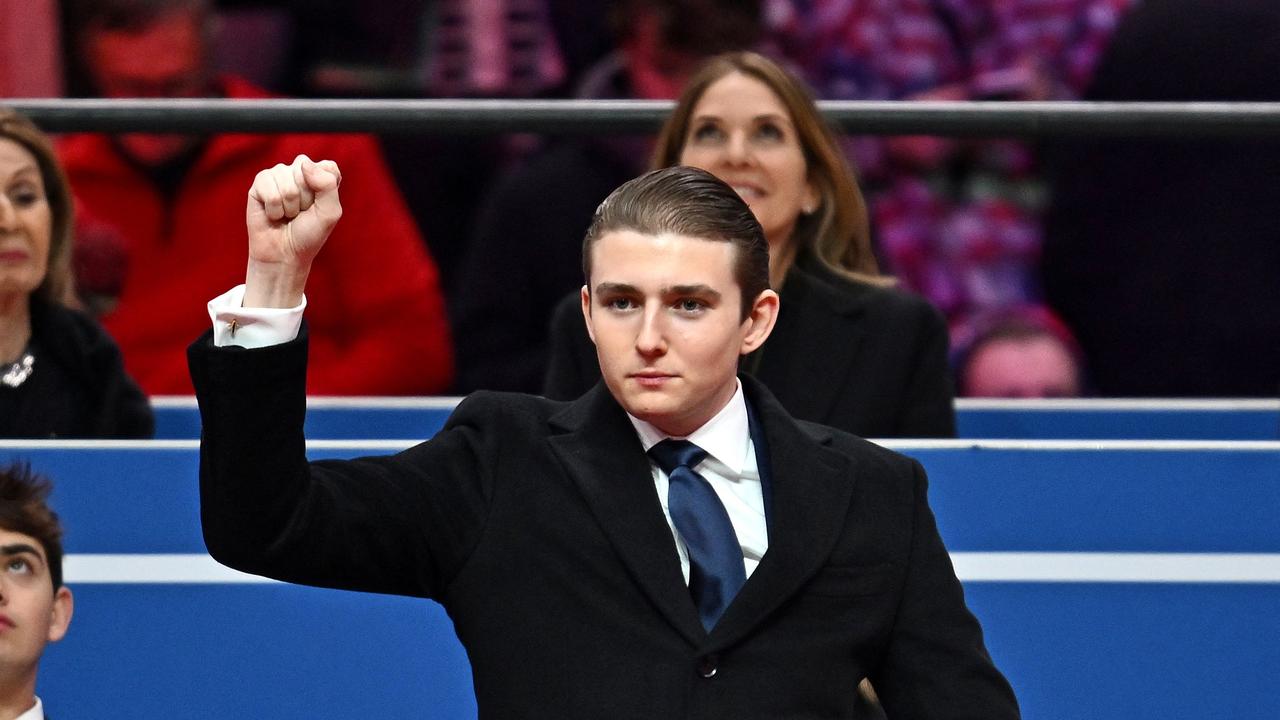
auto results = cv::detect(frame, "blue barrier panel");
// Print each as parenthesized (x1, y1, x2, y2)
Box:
(40, 585, 476, 717)
(1, 440, 1277, 719)
(901, 442, 1280, 552)
(152, 397, 1280, 440)
(153, 398, 456, 441)
(965, 583, 1280, 720)
(955, 400, 1280, 440)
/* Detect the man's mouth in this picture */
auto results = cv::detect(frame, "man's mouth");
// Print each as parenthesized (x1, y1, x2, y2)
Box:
(630, 371, 675, 388)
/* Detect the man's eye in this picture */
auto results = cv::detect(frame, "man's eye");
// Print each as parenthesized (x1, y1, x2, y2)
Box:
(675, 299, 705, 313)
(6, 559, 31, 574)
(606, 298, 635, 311)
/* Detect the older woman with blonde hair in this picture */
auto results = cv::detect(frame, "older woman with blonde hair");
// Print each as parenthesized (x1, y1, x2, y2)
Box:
(544, 51, 955, 438)
(0, 109, 152, 437)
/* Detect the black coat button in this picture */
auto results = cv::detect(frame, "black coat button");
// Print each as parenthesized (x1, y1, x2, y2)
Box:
(698, 654, 719, 678)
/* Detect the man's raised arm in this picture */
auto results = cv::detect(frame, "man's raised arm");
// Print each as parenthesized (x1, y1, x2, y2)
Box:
(190, 154, 351, 582)
(189, 155, 480, 597)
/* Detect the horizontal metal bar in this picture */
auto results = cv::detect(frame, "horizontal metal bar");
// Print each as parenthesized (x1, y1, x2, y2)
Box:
(7, 98, 1280, 137)
(147, 395, 1280, 411)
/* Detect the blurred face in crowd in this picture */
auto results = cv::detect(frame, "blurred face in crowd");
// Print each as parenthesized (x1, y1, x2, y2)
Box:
(0, 527, 73, 694)
(83, 10, 210, 167)
(624, 14, 702, 100)
(0, 140, 52, 300)
(677, 72, 818, 251)
(963, 336, 1082, 398)
(582, 230, 776, 436)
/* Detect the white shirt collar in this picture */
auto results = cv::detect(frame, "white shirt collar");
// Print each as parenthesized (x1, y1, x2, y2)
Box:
(15, 696, 43, 720)
(627, 380, 752, 475)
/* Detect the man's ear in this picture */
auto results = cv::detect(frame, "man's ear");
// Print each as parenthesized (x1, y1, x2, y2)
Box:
(47, 586, 73, 644)
(739, 289, 779, 354)
(579, 285, 597, 345)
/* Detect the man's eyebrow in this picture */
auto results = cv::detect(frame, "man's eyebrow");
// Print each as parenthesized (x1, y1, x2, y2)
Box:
(0, 543, 45, 561)
(592, 282, 639, 295)
(592, 283, 723, 300)
(665, 284, 722, 300)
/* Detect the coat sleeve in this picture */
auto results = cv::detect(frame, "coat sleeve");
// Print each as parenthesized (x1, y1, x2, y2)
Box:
(300, 133, 455, 395)
(188, 327, 493, 599)
(871, 460, 1020, 718)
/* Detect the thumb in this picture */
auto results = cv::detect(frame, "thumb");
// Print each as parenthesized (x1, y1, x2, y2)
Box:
(302, 158, 343, 221)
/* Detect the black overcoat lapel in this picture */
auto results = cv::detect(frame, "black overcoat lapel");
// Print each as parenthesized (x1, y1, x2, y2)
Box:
(547, 384, 706, 646)
(546, 378, 860, 652)
(708, 375, 859, 651)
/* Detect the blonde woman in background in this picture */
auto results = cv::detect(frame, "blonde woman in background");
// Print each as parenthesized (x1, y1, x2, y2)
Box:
(545, 52, 955, 438)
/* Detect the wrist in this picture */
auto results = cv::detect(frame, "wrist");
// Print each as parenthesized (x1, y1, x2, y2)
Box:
(243, 258, 311, 308)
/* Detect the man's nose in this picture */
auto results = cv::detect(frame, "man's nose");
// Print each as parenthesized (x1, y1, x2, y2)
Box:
(635, 305, 668, 356)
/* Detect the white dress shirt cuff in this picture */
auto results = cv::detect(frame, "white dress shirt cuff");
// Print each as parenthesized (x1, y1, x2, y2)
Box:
(208, 284, 306, 349)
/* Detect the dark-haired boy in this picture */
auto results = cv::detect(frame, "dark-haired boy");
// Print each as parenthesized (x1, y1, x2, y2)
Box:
(0, 465, 73, 720)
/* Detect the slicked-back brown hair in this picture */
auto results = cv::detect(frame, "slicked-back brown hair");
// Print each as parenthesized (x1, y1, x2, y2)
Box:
(652, 51, 886, 285)
(0, 109, 76, 305)
(582, 165, 770, 320)
(0, 463, 65, 591)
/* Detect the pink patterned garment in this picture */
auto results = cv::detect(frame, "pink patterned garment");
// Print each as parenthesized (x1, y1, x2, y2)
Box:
(764, 0, 1134, 340)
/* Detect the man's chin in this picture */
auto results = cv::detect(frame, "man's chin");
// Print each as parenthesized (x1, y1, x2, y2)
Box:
(622, 394, 674, 422)
(626, 400, 703, 437)
(624, 397, 669, 419)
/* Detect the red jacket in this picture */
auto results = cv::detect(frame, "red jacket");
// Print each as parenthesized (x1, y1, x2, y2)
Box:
(58, 76, 453, 395)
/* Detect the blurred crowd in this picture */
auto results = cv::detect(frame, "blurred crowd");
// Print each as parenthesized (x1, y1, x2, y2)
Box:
(3, 0, 1280, 437)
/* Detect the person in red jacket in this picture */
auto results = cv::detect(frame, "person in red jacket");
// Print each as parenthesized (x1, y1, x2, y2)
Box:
(57, 0, 453, 395)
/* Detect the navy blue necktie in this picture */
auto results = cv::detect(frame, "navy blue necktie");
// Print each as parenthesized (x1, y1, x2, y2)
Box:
(648, 439, 747, 631)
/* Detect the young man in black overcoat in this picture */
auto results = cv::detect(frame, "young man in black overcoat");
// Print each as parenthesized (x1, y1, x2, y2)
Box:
(189, 156, 1019, 719)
